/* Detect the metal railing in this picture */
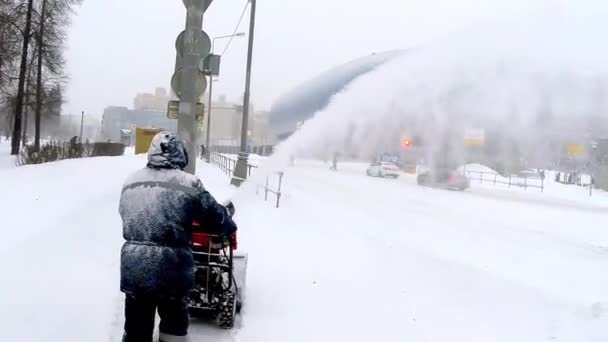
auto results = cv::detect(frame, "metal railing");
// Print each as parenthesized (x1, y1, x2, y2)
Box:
(256, 172, 284, 208)
(210, 152, 257, 177)
(465, 169, 545, 192)
(209, 145, 274, 156)
(210, 152, 284, 207)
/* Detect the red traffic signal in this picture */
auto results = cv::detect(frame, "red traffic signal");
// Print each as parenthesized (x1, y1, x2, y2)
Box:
(402, 139, 413, 148)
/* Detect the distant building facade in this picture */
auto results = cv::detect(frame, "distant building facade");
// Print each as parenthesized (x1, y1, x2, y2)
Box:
(250, 110, 274, 146)
(134, 87, 171, 112)
(204, 95, 275, 149)
(102, 89, 274, 150)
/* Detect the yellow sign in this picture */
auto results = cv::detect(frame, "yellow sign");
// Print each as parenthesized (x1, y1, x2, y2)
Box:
(135, 128, 162, 155)
(566, 143, 586, 156)
(464, 128, 485, 146)
(464, 138, 484, 146)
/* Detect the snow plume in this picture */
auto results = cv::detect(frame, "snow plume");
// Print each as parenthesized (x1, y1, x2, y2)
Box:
(248, 4, 608, 185)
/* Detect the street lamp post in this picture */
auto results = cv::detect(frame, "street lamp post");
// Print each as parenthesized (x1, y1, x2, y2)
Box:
(231, 0, 257, 186)
(205, 32, 245, 161)
(79, 111, 84, 143)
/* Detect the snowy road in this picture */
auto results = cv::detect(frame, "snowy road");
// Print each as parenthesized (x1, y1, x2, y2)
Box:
(1, 155, 607, 341)
(233, 161, 608, 341)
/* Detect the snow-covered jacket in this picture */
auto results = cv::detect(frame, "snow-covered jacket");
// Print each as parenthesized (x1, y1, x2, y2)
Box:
(119, 132, 237, 298)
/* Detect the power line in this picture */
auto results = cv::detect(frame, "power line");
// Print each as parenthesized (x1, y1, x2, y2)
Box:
(221, 0, 249, 56)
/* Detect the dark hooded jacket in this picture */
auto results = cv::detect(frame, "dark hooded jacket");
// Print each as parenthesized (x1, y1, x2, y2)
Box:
(119, 132, 237, 298)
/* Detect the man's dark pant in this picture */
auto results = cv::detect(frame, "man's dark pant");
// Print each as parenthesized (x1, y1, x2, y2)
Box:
(122, 294, 189, 342)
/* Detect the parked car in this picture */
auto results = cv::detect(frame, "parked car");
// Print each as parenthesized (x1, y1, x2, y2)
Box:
(366, 162, 400, 178)
(417, 168, 469, 190)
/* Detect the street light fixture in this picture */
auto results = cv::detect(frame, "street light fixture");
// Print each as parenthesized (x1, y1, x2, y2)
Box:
(205, 32, 246, 161)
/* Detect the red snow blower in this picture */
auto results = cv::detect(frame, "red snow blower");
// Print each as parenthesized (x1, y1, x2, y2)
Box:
(187, 211, 247, 329)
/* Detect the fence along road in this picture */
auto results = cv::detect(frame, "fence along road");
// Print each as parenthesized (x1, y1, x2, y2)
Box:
(209, 152, 284, 208)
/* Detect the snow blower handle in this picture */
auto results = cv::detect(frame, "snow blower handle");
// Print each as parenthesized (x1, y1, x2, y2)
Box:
(224, 201, 236, 218)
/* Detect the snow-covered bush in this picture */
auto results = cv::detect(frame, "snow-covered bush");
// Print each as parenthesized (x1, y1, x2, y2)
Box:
(17, 141, 125, 165)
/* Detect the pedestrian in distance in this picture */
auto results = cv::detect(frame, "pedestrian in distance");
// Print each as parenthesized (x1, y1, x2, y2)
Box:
(330, 152, 339, 171)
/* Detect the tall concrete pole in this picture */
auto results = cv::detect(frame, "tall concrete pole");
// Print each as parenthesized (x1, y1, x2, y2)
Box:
(205, 74, 213, 160)
(178, 0, 212, 174)
(239, 0, 256, 154)
(231, 0, 257, 186)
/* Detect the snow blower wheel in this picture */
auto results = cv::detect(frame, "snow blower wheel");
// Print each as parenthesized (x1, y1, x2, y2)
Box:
(218, 291, 237, 329)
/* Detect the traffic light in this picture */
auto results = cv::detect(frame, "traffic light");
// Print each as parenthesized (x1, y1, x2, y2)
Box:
(402, 138, 412, 148)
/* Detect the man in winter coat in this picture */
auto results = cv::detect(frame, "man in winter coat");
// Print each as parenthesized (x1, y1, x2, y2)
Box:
(119, 132, 237, 342)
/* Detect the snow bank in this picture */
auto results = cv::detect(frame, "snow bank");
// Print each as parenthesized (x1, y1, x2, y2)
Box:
(457, 163, 608, 207)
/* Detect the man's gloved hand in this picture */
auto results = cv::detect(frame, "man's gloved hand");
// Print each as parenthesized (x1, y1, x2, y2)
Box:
(225, 201, 236, 217)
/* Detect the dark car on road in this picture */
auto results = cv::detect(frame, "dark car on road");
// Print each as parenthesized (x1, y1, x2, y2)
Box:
(417, 168, 470, 191)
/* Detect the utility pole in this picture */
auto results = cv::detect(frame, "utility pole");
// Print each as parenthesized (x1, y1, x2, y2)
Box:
(10, 0, 35, 155)
(79, 111, 84, 143)
(206, 70, 214, 160)
(171, 0, 213, 174)
(231, 0, 257, 186)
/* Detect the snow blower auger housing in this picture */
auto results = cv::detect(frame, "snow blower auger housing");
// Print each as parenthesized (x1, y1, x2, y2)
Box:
(188, 222, 247, 329)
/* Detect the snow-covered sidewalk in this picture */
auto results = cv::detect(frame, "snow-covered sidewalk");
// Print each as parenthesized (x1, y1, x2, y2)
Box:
(0, 154, 237, 341)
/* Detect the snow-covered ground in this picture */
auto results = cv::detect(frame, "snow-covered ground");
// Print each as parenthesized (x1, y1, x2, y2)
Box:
(1, 154, 608, 341)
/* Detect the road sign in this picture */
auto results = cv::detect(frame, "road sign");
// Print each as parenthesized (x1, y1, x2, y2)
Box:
(464, 128, 485, 146)
(175, 30, 211, 58)
(195, 103, 205, 122)
(167, 100, 180, 119)
(174, 30, 211, 77)
(167, 100, 205, 121)
(379, 153, 399, 163)
(591, 141, 599, 149)
(201, 54, 221, 76)
(171, 67, 208, 99)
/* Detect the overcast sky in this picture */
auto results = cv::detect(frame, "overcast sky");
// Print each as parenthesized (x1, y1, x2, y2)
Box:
(63, 0, 559, 117)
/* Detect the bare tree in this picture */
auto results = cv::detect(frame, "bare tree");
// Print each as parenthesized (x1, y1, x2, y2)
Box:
(32, 0, 81, 149)
(8, 0, 34, 154)
(0, 0, 25, 136)
(0, 0, 81, 147)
